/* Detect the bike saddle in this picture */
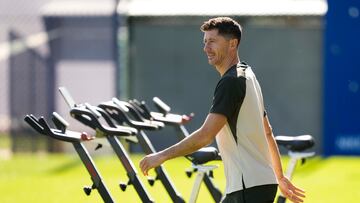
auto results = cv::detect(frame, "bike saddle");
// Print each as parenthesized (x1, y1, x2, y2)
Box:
(275, 135, 314, 152)
(70, 103, 137, 136)
(185, 147, 221, 165)
(98, 100, 162, 131)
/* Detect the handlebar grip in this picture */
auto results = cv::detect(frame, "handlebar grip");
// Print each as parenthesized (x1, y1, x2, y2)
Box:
(153, 97, 171, 115)
(52, 112, 69, 133)
(37, 117, 52, 134)
(85, 103, 101, 118)
(139, 101, 152, 119)
(112, 98, 130, 112)
(58, 86, 77, 108)
(129, 99, 152, 120)
(24, 115, 44, 134)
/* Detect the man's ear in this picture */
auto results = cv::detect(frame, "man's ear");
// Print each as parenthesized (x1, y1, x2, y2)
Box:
(230, 38, 238, 49)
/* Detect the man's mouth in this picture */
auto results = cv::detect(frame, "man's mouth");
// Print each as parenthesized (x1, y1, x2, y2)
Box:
(207, 54, 215, 60)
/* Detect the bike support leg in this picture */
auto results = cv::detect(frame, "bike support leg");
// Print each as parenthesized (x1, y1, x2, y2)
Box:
(73, 142, 114, 203)
(189, 165, 218, 203)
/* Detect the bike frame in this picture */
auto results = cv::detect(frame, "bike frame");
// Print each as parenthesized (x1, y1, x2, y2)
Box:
(24, 114, 115, 202)
(59, 87, 155, 203)
(98, 100, 185, 203)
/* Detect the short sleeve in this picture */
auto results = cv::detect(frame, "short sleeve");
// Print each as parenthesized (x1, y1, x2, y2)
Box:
(210, 76, 246, 120)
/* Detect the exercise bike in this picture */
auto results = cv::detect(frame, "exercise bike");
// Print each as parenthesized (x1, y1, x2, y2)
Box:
(58, 87, 155, 203)
(102, 97, 223, 203)
(24, 112, 118, 202)
(98, 98, 187, 203)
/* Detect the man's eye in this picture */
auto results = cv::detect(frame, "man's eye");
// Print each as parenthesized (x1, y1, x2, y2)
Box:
(204, 40, 214, 44)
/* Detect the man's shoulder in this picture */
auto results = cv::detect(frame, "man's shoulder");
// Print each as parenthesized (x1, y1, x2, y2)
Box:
(221, 70, 247, 83)
(219, 74, 244, 85)
(216, 73, 246, 93)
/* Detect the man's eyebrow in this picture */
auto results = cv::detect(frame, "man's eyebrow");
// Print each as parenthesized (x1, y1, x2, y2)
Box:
(204, 37, 216, 42)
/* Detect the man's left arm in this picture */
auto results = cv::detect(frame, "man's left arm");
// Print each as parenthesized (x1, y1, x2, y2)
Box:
(263, 115, 284, 179)
(264, 115, 306, 203)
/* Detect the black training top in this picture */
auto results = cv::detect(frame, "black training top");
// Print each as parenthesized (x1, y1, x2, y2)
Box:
(210, 63, 246, 143)
(209, 62, 277, 194)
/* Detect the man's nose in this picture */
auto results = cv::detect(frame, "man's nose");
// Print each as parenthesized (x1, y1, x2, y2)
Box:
(203, 43, 209, 52)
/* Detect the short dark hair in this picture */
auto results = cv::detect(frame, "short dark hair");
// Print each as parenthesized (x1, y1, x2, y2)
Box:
(200, 17, 242, 47)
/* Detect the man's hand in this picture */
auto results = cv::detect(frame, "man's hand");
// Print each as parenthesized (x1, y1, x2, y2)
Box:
(278, 176, 306, 203)
(139, 152, 165, 176)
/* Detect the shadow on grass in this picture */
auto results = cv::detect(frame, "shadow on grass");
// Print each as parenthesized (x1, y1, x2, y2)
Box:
(47, 157, 82, 174)
(288, 156, 328, 176)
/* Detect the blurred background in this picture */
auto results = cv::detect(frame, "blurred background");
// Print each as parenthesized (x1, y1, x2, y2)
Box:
(1, 0, 360, 202)
(1, 0, 359, 155)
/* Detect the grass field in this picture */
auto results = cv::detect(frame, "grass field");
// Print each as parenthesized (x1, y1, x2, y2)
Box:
(1, 151, 360, 203)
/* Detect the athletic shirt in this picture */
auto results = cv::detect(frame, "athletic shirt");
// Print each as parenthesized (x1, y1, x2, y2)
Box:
(210, 62, 277, 194)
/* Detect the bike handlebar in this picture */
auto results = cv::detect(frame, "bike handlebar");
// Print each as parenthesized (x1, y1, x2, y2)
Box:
(70, 105, 136, 136)
(129, 97, 193, 125)
(153, 97, 171, 115)
(24, 114, 94, 142)
(100, 99, 163, 130)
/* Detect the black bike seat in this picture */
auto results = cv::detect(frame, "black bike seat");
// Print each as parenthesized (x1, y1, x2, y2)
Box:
(275, 135, 314, 152)
(185, 147, 221, 165)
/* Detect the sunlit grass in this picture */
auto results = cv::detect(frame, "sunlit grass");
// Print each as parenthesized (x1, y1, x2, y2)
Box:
(0, 153, 359, 203)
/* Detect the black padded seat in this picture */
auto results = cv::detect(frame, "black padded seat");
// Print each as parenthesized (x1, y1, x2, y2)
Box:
(275, 135, 314, 152)
(185, 147, 221, 165)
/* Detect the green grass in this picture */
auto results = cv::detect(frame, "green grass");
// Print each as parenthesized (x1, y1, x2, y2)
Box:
(0, 153, 359, 203)
(0, 133, 10, 148)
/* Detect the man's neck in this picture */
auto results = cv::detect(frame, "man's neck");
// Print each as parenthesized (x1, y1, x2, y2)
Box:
(216, 56, 240, 76)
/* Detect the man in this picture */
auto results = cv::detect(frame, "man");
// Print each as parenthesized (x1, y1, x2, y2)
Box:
(140, 17, 305, 203)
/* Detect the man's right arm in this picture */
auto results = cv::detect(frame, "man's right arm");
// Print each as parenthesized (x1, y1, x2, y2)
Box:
(139, 113, 227, 176)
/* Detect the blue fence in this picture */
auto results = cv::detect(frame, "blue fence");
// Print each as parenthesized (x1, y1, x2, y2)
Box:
(324, 0, 360, 155)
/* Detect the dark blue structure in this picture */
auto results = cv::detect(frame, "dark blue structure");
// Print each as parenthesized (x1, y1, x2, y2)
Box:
(324, 0, 360, 155)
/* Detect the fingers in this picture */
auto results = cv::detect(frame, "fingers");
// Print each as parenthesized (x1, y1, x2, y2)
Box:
(289, 183, 306, 199)
(140, 153, 162, 176)
(288, 193, 302, 203)
(279, 177, 306, 203)
(285, 186, 306, 203)
(139, 157, 149, 176)
(293, 190, 306, 198)
(293, 185, 306, 194)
